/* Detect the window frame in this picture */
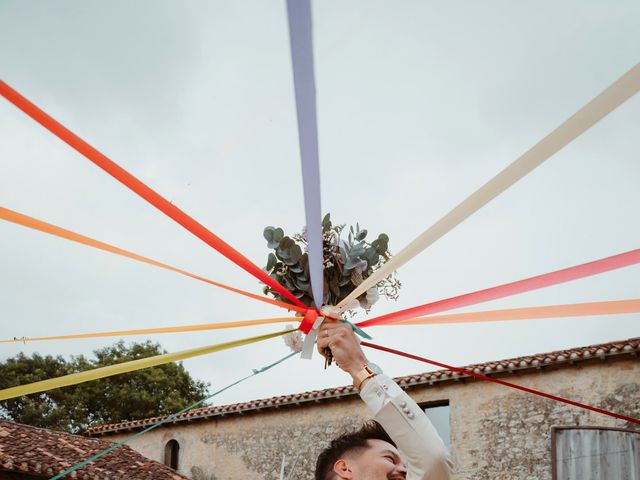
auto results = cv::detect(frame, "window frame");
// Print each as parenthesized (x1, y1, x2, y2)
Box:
(163, 438, 180, 470)
(418, 399, 451, 451)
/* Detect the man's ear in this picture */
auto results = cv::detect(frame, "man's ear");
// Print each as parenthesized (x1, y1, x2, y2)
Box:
(332, 459, 354, 479)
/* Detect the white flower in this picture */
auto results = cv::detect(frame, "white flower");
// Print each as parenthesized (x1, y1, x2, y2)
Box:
(359, 287, 380, 310)
(283, 325, 303, 353)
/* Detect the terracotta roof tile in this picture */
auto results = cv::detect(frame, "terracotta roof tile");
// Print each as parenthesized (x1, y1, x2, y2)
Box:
(87, 336, 640, 436)
(0, 420, 188, 479)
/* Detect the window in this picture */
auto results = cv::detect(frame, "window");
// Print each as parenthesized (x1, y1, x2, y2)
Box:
(421, 401, 451, 452)
(552, 427, 640, 479)
(164, 439, 180, 470)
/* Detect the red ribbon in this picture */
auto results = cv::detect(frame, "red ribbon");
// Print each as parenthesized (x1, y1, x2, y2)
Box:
(362, 342, 640, 425)
(298, 308, 319, 334)
(358, 249, 640, 328)
(0, 80, 305, 309)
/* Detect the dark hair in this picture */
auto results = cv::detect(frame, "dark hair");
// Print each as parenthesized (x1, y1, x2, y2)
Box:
(315, 421, 395, 480)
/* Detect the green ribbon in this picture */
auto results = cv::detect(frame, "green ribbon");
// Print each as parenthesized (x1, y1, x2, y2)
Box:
(341, 319, 372, 340)
(51, 351, 297, 480)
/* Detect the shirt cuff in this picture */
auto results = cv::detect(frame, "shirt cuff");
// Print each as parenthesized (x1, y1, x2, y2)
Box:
(359, 373, 404, 415)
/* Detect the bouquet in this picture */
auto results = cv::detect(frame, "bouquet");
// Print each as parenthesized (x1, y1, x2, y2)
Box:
(263, 214, 400, 313)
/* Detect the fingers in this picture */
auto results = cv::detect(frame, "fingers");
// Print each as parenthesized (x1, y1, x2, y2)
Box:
(316, 321, 350, 356)
(316, 320, 363, 367)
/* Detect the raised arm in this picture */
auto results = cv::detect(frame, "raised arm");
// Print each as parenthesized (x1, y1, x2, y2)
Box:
(317, 320, 454, 480)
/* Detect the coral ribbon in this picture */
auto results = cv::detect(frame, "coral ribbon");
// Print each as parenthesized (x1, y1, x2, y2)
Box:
(0, 317, 299, 343)
(287, 0, 324, 309)
(337, 63, 640, 314)
(0, 206, 306, 314)
(0, 329, 293, 401)
(358, 249, 640, 328)
(0, 80, 305, 309)
(362, 342, 640, 425)
(392, 299, 640, 326)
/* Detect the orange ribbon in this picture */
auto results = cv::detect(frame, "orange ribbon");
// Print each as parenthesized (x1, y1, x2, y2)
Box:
(390, 299, 640, 326)
(0, 317, 299, 343)
(0, 80, 305, 309)
(0, 206, 306, 314)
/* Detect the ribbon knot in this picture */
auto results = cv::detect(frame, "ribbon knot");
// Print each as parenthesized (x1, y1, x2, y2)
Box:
(298, 308, 320, 334)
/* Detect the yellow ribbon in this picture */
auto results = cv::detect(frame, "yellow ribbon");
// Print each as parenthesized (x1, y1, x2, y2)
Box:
(0, 329, 293, 401)
(335, 63, 640, 314)
(0, 317, 299, 343)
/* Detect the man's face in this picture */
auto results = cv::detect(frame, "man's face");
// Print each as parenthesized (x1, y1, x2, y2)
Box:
(338, 439, 407, 480)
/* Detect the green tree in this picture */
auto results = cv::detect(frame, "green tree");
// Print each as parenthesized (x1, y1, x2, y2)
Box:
(0, 341, 209, 433)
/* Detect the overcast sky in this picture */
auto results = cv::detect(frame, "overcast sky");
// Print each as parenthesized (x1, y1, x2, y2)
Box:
(1, 0, 638, 408)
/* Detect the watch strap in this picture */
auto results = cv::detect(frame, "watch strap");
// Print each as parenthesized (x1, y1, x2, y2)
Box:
(353, 365, 377, 390)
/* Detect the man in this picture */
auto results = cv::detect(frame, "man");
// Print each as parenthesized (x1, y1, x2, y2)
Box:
(315, 320, 454, 480)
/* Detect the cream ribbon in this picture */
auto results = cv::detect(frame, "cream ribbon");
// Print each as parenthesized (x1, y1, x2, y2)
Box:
(335, 63, 640, 315)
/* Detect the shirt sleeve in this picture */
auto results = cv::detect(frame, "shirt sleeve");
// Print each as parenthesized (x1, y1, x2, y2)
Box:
(359, 373, 404, 415)
(359, 374, 454, 480)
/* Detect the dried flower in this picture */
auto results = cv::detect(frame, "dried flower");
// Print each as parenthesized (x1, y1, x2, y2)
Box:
(283, 326, 303, 353)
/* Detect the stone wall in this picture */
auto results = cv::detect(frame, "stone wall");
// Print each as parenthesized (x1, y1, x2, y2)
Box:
(106, 395, 370, 480)
(103, 358, 640, 480)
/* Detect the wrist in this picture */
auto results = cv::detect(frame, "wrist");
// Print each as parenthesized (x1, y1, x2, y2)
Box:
(351, 364, 381, 390)
(345, 356, 368, 378)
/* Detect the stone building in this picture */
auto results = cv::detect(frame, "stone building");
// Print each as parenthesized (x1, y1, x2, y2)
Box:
(87, 337, 640, 480)
(0, 419, 188, 479)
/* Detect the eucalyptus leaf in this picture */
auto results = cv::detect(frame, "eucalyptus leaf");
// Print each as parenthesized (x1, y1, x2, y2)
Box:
(322, 213, 331, 232)
(274, 228, 284, 242)
(344, 256, 360, 270)
(266, 253, 277, 271)
(286, 244, 302, 265)
(279, 237, 295, 249)
(282, 276, 296, 291)
(264, 226, 279, 249)
(276, 237, 296, 262)
(295, 278, 310, 291)
(364, 248, 380, 267)
(350, 242, 366, 258)
(262, 216, 399, 310)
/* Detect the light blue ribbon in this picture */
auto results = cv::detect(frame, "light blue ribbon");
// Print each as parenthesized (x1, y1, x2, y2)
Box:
(51, 351, 297, 479)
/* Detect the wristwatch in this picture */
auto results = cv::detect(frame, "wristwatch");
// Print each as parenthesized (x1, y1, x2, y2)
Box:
(353, 363, 382, 390)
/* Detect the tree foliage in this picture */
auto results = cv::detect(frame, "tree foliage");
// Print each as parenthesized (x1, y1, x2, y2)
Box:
(0, 341, 209, 433)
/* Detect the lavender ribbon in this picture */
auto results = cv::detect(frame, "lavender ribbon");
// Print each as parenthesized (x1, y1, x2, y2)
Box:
(286, 0, 324, 310)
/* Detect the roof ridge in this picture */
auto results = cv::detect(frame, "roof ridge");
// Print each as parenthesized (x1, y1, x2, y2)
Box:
(0, 418, 104, 444)
(86, 336, 640, 435)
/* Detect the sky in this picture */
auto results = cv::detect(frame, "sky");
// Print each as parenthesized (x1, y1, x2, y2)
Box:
(0, 0, 638, 409)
